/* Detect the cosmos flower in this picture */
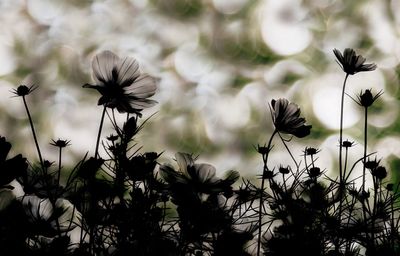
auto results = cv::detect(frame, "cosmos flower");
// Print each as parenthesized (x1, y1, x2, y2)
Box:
(21, 196, 79, 233)
(50, 139, 71, 148)
(350, 89, 383, 108)
(342, 140, 355, 148)
(270, 98, 311, 138)
(304, 147, 320, 156)
(333, 48, 376, 75)
(11, 84, 38, 97)
(83, 50, 157, 115)
(160, 152, 239, 194)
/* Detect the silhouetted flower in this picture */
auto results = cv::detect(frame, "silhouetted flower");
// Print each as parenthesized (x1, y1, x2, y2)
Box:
(11, 84, 38, 97)
(304, 147, 320, 156)
(350, 89, 383, 108)
(125, 152, 159, 181)
(371, 166, 387, 180)
(278, 165, 290, 175)
(123, 116, 138, 139)
(83, 50, 157, 115)
(50, 139, 71, 148)
(43, 160, 54, 168)
(386, 183, 394, 191)
(270, 98, 311, 138)
(106, 134, 119, 142)
(160, 152, 239, 194)
(21, 196, 78, 234)
(364, 158, 380, 170)
(333, 48, 376, 75)
(308, 167, 321, 178)
(263, 170, 274, 179)
(257, 145, 271, 155)
(77, 157, 104, 180)
(342, 139, 355, 148)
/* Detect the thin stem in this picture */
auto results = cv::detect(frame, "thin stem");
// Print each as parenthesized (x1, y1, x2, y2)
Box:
(57, 147, 62, 185)
(277, 132, 299, 169)
(22, 96, 44, 168)
(257, 129, 277, 256)
(95, 106, 107, 158)
(343, 147, 349, 181)
(371, 176, 378, 243)
(339, 73, 349, 184)
(362, 107, 368, 192)
(337, 73, 349, 253)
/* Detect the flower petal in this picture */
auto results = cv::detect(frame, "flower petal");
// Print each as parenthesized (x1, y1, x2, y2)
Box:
(92, 51, 119, 84)
(116, 56, 140, 87)
(333, 48, 344, 64)
(292, 124, 312, 138)
(175, 152, 194, 177)
(127, 74, 157, 98)
(193, 163, 217, 184)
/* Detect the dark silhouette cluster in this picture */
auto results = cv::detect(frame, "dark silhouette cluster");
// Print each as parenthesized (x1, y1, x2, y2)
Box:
(0, 49, 399, 256)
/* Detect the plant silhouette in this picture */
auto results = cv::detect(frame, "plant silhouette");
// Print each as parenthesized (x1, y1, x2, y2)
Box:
(0, 49, 399, 256)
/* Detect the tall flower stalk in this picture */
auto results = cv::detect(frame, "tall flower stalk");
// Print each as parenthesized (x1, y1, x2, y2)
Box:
(257, 98, 311, 256)
(333, 48, 376, 184)
(83, 50, 158, 158)
(338, 74, 349, 183)
(256, 129, 277, 256)
(349, 89, 383, 190)
(12, 85, 44, 169)
(50, 139, 71, 184)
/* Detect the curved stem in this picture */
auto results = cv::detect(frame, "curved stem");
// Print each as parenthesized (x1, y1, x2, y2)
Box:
(339, 74, 349, 184)
(278, 132, 299, 169)
(257, 129, 277, 256)
(95, 106, 107, 158)
(22, 96, 44, 168)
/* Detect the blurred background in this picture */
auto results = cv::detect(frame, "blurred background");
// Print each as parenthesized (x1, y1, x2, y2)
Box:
(0, 0, 399, 183)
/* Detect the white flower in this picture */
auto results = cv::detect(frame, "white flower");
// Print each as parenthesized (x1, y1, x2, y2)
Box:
(83, 50, 158, 115)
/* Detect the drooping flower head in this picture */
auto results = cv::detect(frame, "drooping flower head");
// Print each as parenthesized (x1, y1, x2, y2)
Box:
(333, 48, 376, 75)
(270, 98, 311, 138)
(83, 50, 157, 115)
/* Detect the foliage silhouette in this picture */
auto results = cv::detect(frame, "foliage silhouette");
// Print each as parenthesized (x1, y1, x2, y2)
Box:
(0, 49, 399, 255)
